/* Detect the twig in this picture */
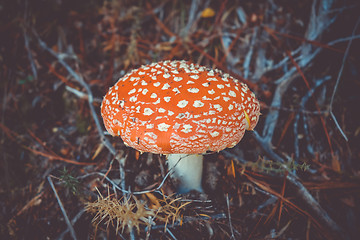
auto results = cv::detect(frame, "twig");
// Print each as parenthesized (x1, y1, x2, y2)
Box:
(180, 0, 200, 38)
(23, 0, 38, 80)
(23, 145, 95, 166)
(147, 213, 227, 230)
(166, 228, 177, 240)
(47, 176, 78, 240)
(262, 0, 336, 143)
(65, 85, 87, 99)
(252, 131, 286, 164)
(293, 76, 331, 160)
(57, 209, 85, 240)
(33, 29, 129, 191)
(79, 169, 173, 195)
(32, 29, 117, 157)
(243, 27, 258, 79)
(226, 194, 235, 239)
(329, 16, 360, 142)
(129, 228, 136, 240)
(250, 131, 346, 239)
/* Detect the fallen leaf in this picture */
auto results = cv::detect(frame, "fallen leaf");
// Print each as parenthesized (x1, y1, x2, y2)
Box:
(201, 8, 215, 18)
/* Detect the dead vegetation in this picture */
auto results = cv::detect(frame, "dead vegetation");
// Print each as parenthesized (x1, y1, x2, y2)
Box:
(1, 0, 360, 239)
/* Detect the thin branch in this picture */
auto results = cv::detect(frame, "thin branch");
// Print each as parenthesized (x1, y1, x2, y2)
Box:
(329, 16, 360, 142)
(166, 228, 177, 240)
(32, 29, 117, 156)
(47, 176, 78, 240)
(79, 169, 173, 195)
(57, 210, 85, 240)
(262, 0, 337, 143)
(23, 0, 38, 80)
(147, 213, 227, 230)
(226, 194, 235, 239)
(294, 76, 331, 160)
(251, 131, 345, 239)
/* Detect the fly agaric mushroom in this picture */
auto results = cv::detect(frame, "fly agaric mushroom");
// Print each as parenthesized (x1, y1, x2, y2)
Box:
(101, 60, 260, 193)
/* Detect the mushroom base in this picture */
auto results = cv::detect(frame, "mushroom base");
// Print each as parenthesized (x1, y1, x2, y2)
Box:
(167, 154, 203, 193)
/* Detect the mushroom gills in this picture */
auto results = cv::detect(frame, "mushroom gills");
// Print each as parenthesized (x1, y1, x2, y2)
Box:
(167, 154, 203, 193)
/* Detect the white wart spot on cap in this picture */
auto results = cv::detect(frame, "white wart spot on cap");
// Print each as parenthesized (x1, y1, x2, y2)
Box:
(129, 88, 136, 95)
(177, 100, 188, 108)
(213, 104, 223, 112)
(172, 88, 180, 94)
(158, 123, 171, 132)
(188, 88, 199, 93)
(193, 100, 204, 108)
(162, 83, 171, 90)
(145, 132, 158, 139)
(130, 77, 140, 81)
(144, 108, 154, 116)
(228, 90, 236, 97)
(210, 131, 220, 137)
(129, 96, 137, 102)
(163, 73, 171, 78)
(158, 108, 166, 113)
(181, 124, 193, 133)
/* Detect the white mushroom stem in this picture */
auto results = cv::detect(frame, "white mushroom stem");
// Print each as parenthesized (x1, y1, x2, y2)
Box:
(167, 154, 203, 193)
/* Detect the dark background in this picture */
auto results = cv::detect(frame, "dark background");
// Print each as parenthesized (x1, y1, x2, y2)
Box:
(1, 0, 360, 239)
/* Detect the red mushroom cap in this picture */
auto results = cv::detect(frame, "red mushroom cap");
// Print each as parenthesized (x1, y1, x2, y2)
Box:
(101, 60, 260, 154)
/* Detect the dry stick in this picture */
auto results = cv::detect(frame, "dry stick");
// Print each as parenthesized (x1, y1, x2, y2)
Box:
(23, 0, 37, 80)
(47, 176, 78, 240)
(57, 210, 85, 240)
(33, 30, 128, 186)
(264, 32, 360, 143)
(23, 27, 38, 80)
(34, 30, 134, 235)
(252, 131, 345, 239)
(262, 68, 301, 142)
(33, 30, 116, 156)
(243, 27, 258, 79)
(148, 213, 227, 230)
(329, 17, 360, 142)
(180, 0, 204, 38)
(166, 228, 177, 240)
(88, 155, 190, 195)
(226, 194, 235, 239)
(262, 0, 336, 142)
(293, 77, 331, 159)
(81, 163, 174, 195)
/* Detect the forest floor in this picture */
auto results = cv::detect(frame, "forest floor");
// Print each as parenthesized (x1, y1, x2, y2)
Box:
(1, 0, 360, 239)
